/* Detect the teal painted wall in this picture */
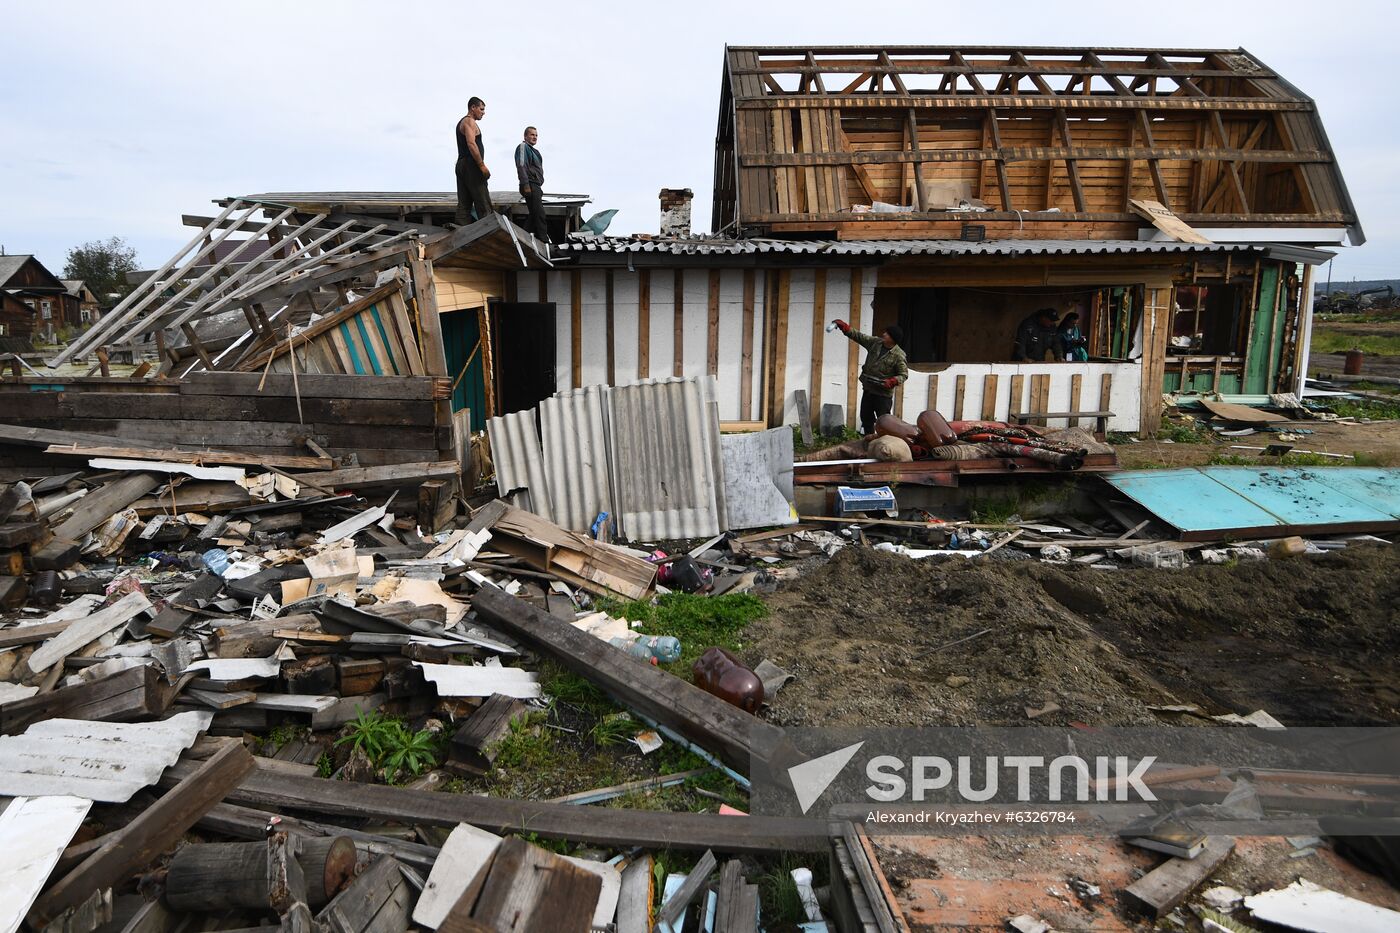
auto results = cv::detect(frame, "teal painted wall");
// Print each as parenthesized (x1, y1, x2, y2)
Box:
(442, 309, 486, 432)
(1243, 265, 1281, 395)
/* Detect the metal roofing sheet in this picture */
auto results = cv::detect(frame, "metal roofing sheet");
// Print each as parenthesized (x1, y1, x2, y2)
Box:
(0, 795, 92, 933)
(539, 385, 614, 534)
(0, 710, 213, 802)
(607, 377, 726, 541)
(559, 237, 1334, 264)
(1102, 467, 1400, 538)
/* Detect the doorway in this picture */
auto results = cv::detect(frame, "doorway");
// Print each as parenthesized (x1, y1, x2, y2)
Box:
(490, 301, 557, 416)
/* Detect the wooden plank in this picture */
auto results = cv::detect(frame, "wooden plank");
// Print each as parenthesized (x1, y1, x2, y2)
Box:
(570, 270, 582, 390)
(953, 375, 966, 420)
(318, 855, 412, 933)
(1129, 199, 1212, 244)
(655, 849, 717, 932)
(673, 269, 685, 378)
(846, 268, 862, 429)
(1, 664, 166, 735)
(637, 269, 650, 380)
(29, 741, 256, 928)
(741, 270, 755, 421)
(1123, 836, 1235, 918)
(980, 374, 999, 420)
(292, 460, 460, 490)
(1030, 373, 1050, 425)
(926, 374, 939, 415)
(615, 855, 653, 933)
(471, 587, 792, 776)
(41, 444, 329, 471)
(707, 269, 721, 377)
(1009, 374, 1026, 420)
(448, 837, 601, 933)
(27, 591, 152, 674)
(770, 270, 790, 427)
(1069, 373, 1084, 427)
(1100, 372, 1114, 422)
(448, 695, 529, 775)
(794, 390, 814, 448)
(605, 271, 617, 386)
(809, 269, 826, 427)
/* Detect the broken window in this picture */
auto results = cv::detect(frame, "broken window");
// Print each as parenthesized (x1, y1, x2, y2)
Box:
(1171, 284, 1244, 355)
(41, 300, 52, 320)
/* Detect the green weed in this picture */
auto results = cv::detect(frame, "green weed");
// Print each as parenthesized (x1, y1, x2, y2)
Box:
(755, 852, 828, 925)
(1324, 396, 1400, 421)
(1207, 451, 1349, 467)
(792, 423, 861, 454)
(590, 712, 639, 748)
(334, 708, 445, 782)
(335, 708, 400, 762)
(1155, 420, 1211, 444)
(315, 752, 334, 778)
(383, 727, 441, 778)
(540, 662, 617, 715)
(601, 593, 767, 674)
(1309, 331, 1400, 356)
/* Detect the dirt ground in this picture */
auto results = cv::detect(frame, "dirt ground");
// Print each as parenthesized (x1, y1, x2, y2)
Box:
(1116, 416, 1400, 468)
(747, 544, 1400, 729)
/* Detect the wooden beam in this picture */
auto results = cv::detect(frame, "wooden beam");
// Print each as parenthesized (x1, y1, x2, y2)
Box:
(1055, 110, 1087, 212)
(471, 587, 793, 775)
(1124, 836, 1235, 918)
(637, 269, 650, 379)
(707, 269, 721, 376)
(809, 270, 826, 428)
(741, 270, 756, 420)
(605, 271, 616, 385)
(673, 269, 685, 378)
(30, 742, 256, 927)
(571, 270, 582, 389)
(846, 268, 862, 429)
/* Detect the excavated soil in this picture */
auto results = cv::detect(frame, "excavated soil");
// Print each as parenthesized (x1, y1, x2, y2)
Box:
(747, 543, 1400, 728)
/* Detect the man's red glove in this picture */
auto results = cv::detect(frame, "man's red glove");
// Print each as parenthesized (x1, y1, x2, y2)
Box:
(833, 319, 850, 334)
(882, 377, 899, 389)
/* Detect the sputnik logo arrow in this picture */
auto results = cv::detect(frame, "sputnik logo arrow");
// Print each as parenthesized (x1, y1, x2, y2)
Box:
(787, 741, 865, 814)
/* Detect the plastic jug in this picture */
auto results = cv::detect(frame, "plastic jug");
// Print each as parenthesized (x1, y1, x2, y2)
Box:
(692, 647, 764, 713)
(609, 635, 682, 664)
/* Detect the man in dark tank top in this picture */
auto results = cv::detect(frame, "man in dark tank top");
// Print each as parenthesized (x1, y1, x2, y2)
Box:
(454, 97, 492, 226)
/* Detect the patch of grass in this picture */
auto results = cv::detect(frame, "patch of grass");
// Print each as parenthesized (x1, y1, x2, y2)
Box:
(539, 661, 618, 716)
(1207, 451, 1350, 467)
(755, 852, 828, 926)
(590, 712, 639, 748)
(1325, 396, 1400, 421)
(792, 423, 862, 455)
(1310, 330, 1400, 356)
(971, 495, 1020, 524)
(262, 724, 309, 755)
(1106, 431, 1136, 445)
(315, 752, 334, 778)
(602, 592, 768, 674)
(1155, 420, 1211, 444)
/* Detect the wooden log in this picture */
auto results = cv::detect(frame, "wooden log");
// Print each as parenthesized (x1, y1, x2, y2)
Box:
(282, 655, 338, 695)
(471, 587, 794, 776)
(166, 836, 356, 911)
(1123, 835, 1235, 918)
(447, 693, 529, 776)
(337, 658, 386, 696)
(441, 837, 601, 933)
(29, 741, 256, 927)
(159, 760, 823, 855)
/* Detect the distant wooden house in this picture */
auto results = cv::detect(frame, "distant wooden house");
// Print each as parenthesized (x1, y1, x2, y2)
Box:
(62, 280, 102, 325)
(0, 254, 78, 336)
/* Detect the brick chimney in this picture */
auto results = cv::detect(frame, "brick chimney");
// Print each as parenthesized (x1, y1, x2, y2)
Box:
(659, 188, 693, 237)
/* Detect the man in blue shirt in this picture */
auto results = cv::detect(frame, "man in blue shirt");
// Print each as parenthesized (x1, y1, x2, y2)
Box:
(514, 126, 548, 242)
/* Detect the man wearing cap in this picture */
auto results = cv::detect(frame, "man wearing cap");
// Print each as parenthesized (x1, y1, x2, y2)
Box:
(829, 321, 909, 436)
(1012, 307, 1066, 362)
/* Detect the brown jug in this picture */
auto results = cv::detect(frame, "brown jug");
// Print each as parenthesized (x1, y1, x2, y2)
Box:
(691, 647, 764, 713)
(917, 409, 957, 446)
(874, 414, 919, 444)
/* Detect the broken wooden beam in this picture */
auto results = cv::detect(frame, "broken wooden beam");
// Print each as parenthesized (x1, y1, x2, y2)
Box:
(31, 472, 161, 570)
(1, 663, 170, 734)
(29, 740, 256, 927)
(42, 443, 332, 471)
(447, 694, 529, 776)
(654, 849, 716, 933)
(160, 760, 822, 854)
(316, 855, 415, 933)
(471, 587, 796, 776)
(291, 460, 461, 491)
(1123, 835, 1235, 919)
(441, 837, 601, 933)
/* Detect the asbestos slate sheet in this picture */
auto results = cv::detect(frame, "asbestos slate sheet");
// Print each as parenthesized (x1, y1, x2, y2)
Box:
(1102, 467, 1400, 538)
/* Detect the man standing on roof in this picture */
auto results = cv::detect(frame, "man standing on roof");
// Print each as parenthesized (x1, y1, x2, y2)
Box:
(454, 97, 492, 226)
(829, 320, 908, 436)
(514, 126, 548, 242)
(1012, 307, 1066, 362)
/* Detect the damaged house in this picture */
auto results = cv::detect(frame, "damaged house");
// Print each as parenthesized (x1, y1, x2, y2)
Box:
(0, 45, 1359, 482)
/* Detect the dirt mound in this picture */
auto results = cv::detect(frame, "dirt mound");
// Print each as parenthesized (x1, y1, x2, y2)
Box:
(747, 543, 1400, 728)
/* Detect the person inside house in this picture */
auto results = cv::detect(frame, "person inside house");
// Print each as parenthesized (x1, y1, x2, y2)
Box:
(829, 320, 909, 436)
(1012, 307, 1066, 362)
(1058, 310, 1089, 362)
(514, 126, 548, 242)
(453, 97, 492, 226)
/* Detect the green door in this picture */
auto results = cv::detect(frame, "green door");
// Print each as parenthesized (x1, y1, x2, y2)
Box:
(442, 308, 487, 431)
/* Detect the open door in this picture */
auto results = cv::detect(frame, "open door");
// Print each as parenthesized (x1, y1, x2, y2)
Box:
(490, 301, 556, 415)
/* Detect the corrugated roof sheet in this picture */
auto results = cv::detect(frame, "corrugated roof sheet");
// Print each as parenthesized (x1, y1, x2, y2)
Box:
(607, 377, 725, 541)
(486, 409, 554, 522)
(0, 795, 92, 933)
(539, 385, 614, 535)
(557, 237, 1334, 263)
(0, 710, 213, 802)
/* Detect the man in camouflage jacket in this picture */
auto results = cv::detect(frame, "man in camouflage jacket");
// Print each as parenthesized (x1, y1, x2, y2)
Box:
(831, 320, 909, 436)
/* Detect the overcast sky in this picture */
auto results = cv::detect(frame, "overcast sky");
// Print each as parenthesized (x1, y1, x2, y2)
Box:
(1, 1, 1392, 283)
